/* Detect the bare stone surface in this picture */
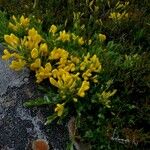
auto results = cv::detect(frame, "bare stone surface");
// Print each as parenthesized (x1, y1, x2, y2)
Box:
(0, 57, 30, 96)
(0, 44, 68, 150)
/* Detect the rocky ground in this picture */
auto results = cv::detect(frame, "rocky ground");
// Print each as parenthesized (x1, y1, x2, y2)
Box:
(0, 44, 69, 150)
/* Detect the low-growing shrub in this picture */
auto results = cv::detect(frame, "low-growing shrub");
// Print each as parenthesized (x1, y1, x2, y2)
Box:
(0, 0, 149, 149)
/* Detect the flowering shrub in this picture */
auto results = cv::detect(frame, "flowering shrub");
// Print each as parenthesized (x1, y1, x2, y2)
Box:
(2, 19, 103, 103)
(0, 0, 150, 149)
(1, 15, 117, 134)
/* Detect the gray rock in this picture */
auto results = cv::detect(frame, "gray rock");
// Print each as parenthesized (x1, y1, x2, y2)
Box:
(0, 44, 68, 150)
(0, 60, 30, 96)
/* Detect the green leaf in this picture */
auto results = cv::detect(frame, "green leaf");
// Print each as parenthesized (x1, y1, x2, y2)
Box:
(45, 114, 57, 125)
(23, 96, 52, 107)
(66, 141, 74, 150)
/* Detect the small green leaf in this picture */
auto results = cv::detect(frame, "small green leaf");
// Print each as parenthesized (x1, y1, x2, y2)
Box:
(45, 114, 57, 125)
(66, 142, 74, 150)
(23, 97, 52, 107)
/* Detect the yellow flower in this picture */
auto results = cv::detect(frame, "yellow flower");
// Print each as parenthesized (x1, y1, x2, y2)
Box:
(58, 57, 68, 68)
(109, 12, 118, 20)
(64, 63, 76, 72)
(29, 34, 42, 47)
(82, 69, 92, 80)
(99, 89, 117, 108)
(2, 49, 12, 60)
(28, 28, 38, 37)
(49, 25, 57, 34)
(77, 81, 90, 97)
(51, 69, 60, 78)
(8, 15, 29, 31)
(58, 30, 70, 42)
(36, 63, 52, 83)
(54, 103, 65, 117)
(45, 63, 52, 72)
(91, 75, 98, 83)
(9, 59, 26, 71)
(4, 34, 19, 48)
(49, 48, 68, 60)
(69, 80, 77, 90)
(20, 15, 30, 27)
(24, 28, 42, 50)
(73, 98, 78, 102)
(80, 54, 101, 75)
(31, 48, 39, 59)
(30, 58, 41, 71)
(84, 53, 91, 62)
(50, 69, 77, 91)
(101, 90, 117, 100)
(37, 19, 42, 23)
(88, 39, 92, 45)
(109, 12, 128, 21)
(12, 15, 17, 22)
(71, 33, 78, 40)
(24, 39, 38, 50)
(57, 79, 64, 89)
(80, 53, 90, 70)
(98, 33, 106, 42)
(80, 62, 87, 71)
(49, 77, 59, 88)
(90, 55, 102, 72)
(70, 56, 80, 64)
(62, 72, 73, 86)
(32, 34, 42, 46)
(8, 22, 18, 31)
(11, 53, 23, 59)
(78, 37, 84, 45)
(39, 43, 48, 56)
(125, 13, 128, 18)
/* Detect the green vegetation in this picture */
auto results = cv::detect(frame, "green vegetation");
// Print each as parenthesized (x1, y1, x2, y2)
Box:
(0, 0, 150, 149)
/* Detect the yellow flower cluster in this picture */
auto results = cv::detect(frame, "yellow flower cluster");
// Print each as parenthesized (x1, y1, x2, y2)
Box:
(4, 34, 20, 49)
(57, 30, 70, 42)
(2, 28, 46, 71)
(54, 103, 65, 116)
(30, 47, 101, 100)
(8, 15, 30, 31)
(98, 34, 106, 42)
(49, 25, 57, 34)
(49, 48, 69, 60)
(2, 48, 26, 70)
(98, 89, 117, 108)
(25, 45, 101, 103)
(2, 18, 103, 117)
(30, 58, 41, 71)
(109, 12, 128, 21)
(50, 69, 78, 91)
(2, 49, 12, 60)
(33, 48, 79, 93)
(2, 25, 101, 97)
(78, 37, 84, 45)
(57, 31, 85, 45)
(24, 28, 43, 50)
(49, 50, 101, 116)
(9, 59, 26, 71)
(71, 33, 85, 45)
(101, 90, 117, 100)
(77, 80, 90, 97)
(80, 53, 101, 82)
(36, 63, 52, 83)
